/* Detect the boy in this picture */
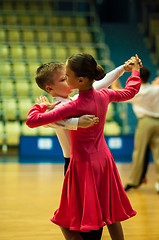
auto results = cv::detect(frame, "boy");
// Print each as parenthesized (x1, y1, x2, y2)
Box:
(35, 61, 128, 175)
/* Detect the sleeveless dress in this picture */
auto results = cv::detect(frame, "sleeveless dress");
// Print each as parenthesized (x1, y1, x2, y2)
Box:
(26, 71, 141, 232)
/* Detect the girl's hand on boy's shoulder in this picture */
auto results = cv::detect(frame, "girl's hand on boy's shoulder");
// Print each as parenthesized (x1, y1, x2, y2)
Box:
(37, 95, 61, 109)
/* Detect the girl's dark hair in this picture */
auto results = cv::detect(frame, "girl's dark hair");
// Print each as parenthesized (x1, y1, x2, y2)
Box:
(35, 62, 64, 91)
(140, 67, 150, 83)
(67, 53, 106, 81)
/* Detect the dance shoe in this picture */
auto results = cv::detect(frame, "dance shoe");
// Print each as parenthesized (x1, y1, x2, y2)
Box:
(124, 184, 137, 191)
(155, 182, 159, 194)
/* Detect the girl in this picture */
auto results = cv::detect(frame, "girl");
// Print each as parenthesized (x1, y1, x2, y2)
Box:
(26, 53, 141, 240)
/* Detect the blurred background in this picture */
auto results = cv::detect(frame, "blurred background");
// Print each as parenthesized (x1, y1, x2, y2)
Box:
(0, 0, 159, 160)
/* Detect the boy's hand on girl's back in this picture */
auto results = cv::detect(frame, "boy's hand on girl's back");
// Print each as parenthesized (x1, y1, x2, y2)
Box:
(78, 115, 99, 128)
(37, 95, 61, 110)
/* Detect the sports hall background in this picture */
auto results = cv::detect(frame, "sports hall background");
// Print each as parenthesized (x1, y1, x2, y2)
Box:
(0, 0, 159, 162)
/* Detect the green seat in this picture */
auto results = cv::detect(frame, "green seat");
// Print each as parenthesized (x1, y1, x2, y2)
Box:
(39, 46, 53, 61)
(15, 81, 30, 97)
(38, 126, 56, 136)
(65, 31, 77, 43)
(36, 31, 49, 43)
(5, 121, 21, 146)
(0, 30, 7, 42)
(2, 98, 17, 120)
(18, 98, 34, 121)
(0, 63, 12, 77)
(19, 16, 31, 26)
(0, 121, 4, 145)
(52, 31, 63, 43)
(49, 17, 59, 26)
(0, 80, 14, 97)
(28, 62, 40, 78)
(21, 121, 38, 136)
(82, 47, 97, 59)
(30, 82, 44, 97)
(0, 45, 9, 60)
(10, 46, 24, 60)
(12, 63, 27, 78)
(61, 17, 72, 27)
(33, 16, 46, 26)
(75, 17, 87, 27)
(8, 30, 21, 42)
(54, 47, 67, 61)
(22, 30, 35, 43)
(5, 15, 17, 25)
(79, 32, 92, 43)
(25, 46, 38, 61)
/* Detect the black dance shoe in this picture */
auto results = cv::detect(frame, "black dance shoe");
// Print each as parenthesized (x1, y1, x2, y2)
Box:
(124, 184, 137, 191)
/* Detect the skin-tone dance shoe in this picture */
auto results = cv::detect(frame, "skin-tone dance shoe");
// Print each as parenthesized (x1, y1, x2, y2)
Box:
(155, 182, 159, 194)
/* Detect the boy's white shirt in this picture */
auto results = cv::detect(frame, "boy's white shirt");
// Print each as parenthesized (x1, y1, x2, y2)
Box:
(44, 65, 125, 158)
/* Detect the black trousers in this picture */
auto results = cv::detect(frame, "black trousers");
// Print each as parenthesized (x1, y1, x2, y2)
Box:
(64, 157, 103, 240)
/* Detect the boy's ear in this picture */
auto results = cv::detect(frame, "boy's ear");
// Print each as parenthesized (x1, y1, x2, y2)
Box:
(45, 85, 54, 93)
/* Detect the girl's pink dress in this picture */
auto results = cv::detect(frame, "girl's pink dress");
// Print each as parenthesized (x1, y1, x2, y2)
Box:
(26, 71, 141, 232)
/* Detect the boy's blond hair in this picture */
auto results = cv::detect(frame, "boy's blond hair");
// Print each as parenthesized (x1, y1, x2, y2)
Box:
(35, 62, 65, 91)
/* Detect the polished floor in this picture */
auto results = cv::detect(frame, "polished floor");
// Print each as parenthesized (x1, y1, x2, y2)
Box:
(0, 156, 159, 240)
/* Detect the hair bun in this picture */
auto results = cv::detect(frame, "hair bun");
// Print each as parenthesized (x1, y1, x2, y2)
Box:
(94, 65, 106, 81)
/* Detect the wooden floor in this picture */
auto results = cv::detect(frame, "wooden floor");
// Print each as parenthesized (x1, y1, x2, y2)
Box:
(0, 158, 159, 240)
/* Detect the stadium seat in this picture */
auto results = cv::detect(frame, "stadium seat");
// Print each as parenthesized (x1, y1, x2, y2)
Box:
(105, 103, 114, 121)
(54, 46, 67, 61)
(0, 80, 15, 97)
(49, 17, 59, 26)
(52, 31, 63, 43)
(82, 47, 97, 59)
(5, 121, 21, 146)
(104, 121, 121, 135)
(15, 81, 30, 97)
(32, 16, 46, 26)
(15, 2, 26, 10)
(22, 30, 35, 43)
(0, 29, 7, 42)
(30, 82, 44, 97)
(10, 46, 24, 60)
(38, 126, 57, 136)
(25, 46, 38, 61)
(39, 46, 53, 61)
(103, 59, 115, 72)
(36, 30, 49, 43)
(0, 16, 4, 25)
(67, 46, 82, 56)
(65, 31, 77, 43)
(75, 17, 87, 27)
(79, 31, 92, 43)
(0, 62, 12, 77)
(61, 17, 72, 26)
(0, 121, 4, 145)
(28, 62, 40, 78)
(21, 121, 38, 136)
(5, 15, 17, 25)
(0, 45, 9, 60)
(12, 63, 27, 78)
(18, 98, 34, 121)
(19, 16, 31, 26)
(2, 2, 13, 10)
(27, 2, 40, 11)
(2, 98, 18, 120)
(8, 30, 21, 42)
